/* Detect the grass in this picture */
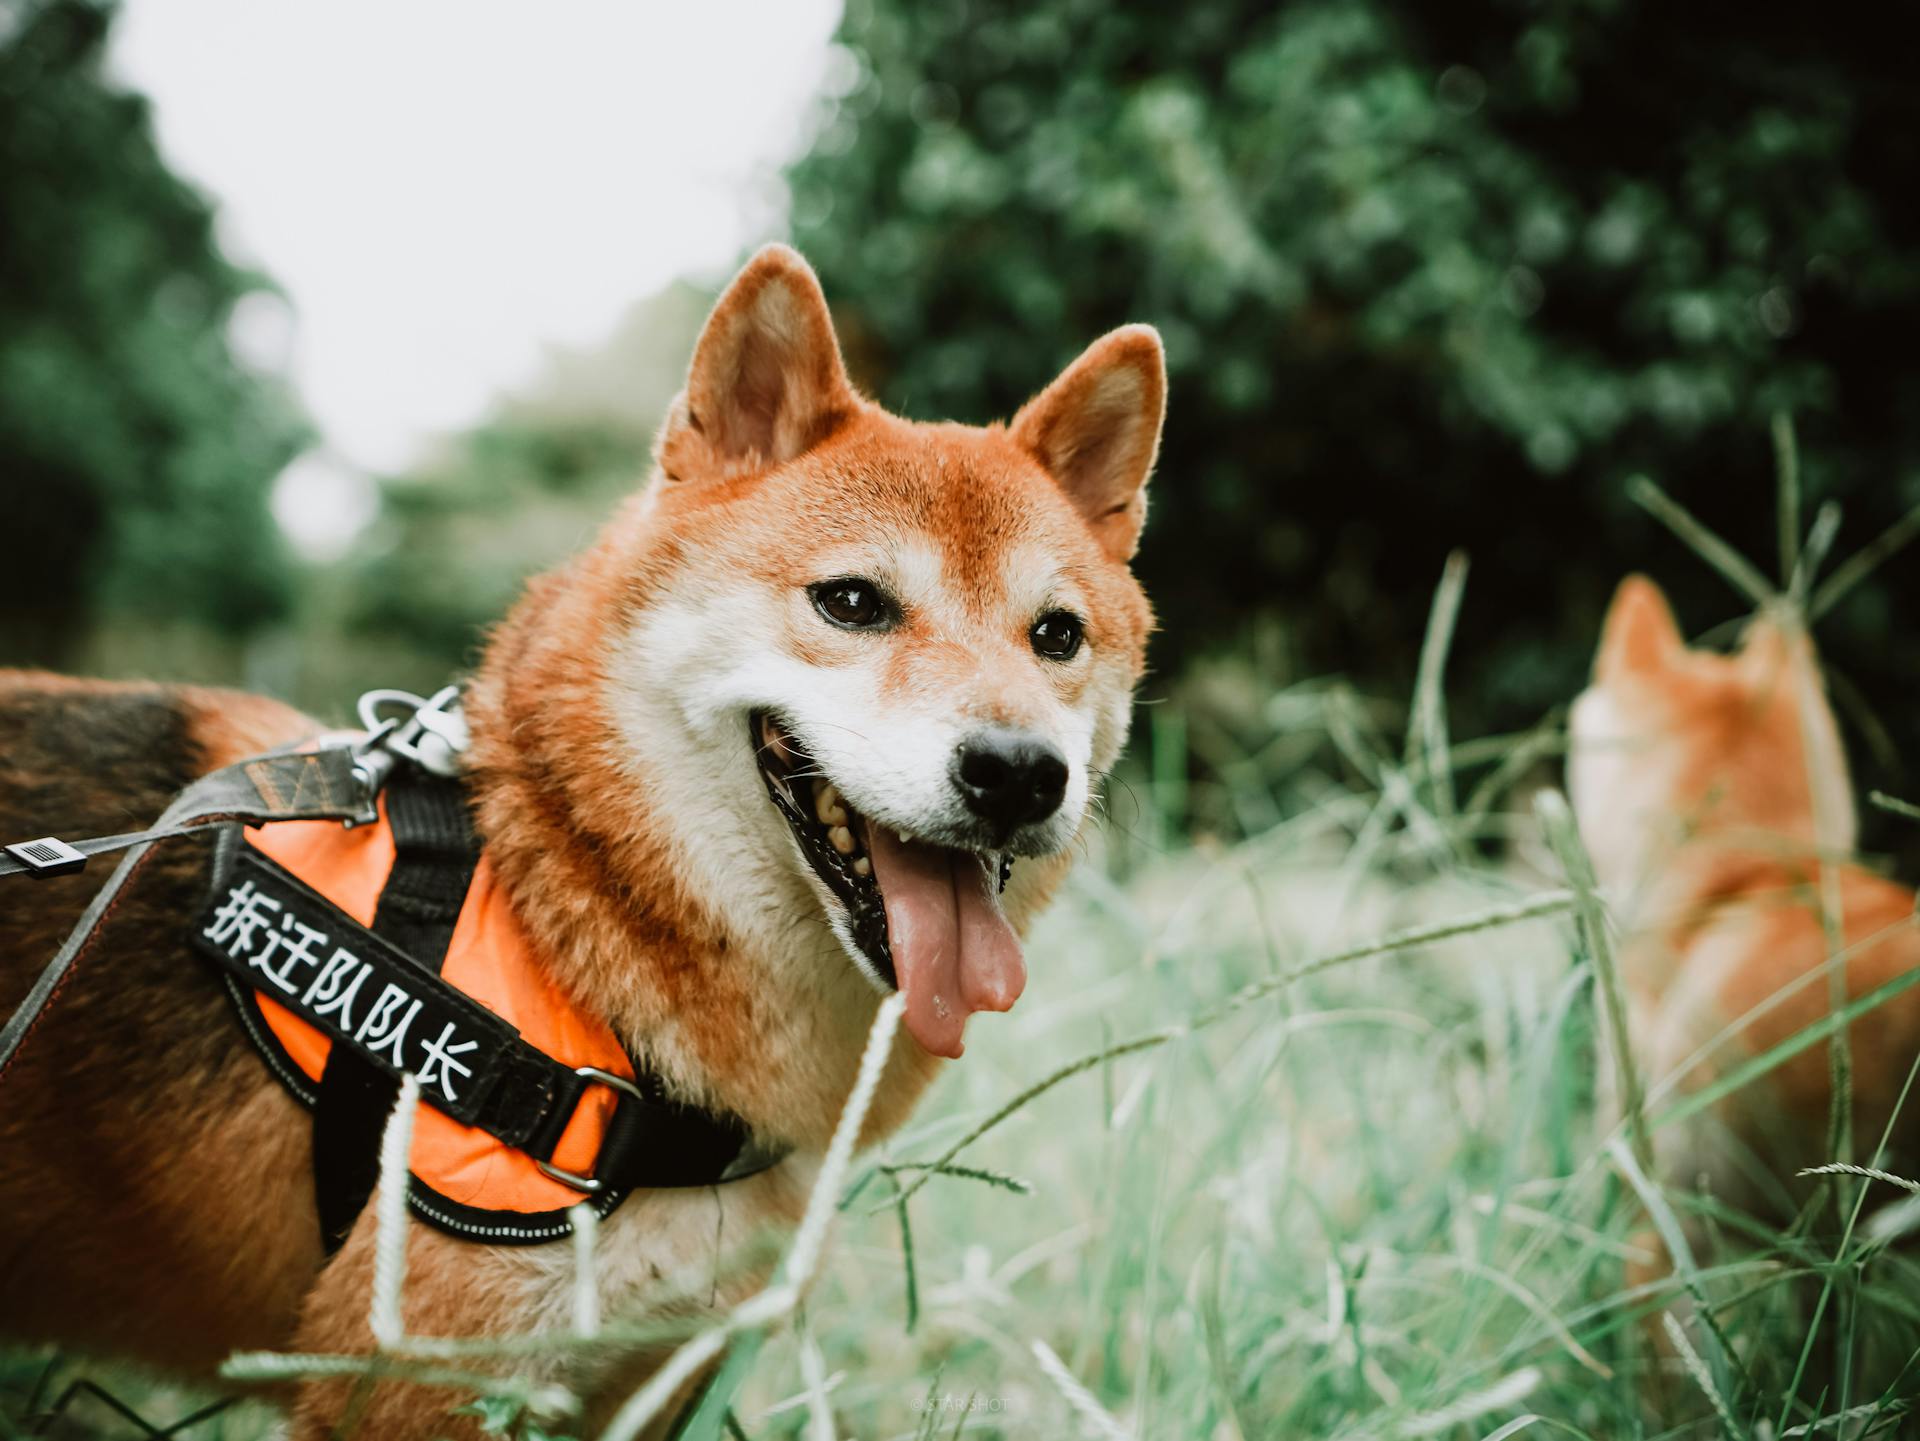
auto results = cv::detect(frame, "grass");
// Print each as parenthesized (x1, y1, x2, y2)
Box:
(9, 435, 1920, 1439)
(18, 702, 1918, 1440)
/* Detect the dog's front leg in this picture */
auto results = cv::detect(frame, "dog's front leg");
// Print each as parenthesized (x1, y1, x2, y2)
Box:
(279, 1166, 811, 1440)
(280, 1207, 530, 1441)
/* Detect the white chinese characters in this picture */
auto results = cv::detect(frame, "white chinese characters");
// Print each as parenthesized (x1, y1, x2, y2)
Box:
(202, 877, 483, 1104)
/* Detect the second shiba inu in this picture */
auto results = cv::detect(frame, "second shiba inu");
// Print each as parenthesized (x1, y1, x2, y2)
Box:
(1570, 576, 1920, 1212)
(0, 244, 1166, 1437)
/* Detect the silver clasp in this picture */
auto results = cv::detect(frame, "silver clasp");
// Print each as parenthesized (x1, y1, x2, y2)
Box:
(534, 1066, 647, 1195)
(351, 686, 469, 795)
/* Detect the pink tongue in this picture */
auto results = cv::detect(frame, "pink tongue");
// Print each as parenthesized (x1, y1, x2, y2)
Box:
(864, 825, 1026, 1058)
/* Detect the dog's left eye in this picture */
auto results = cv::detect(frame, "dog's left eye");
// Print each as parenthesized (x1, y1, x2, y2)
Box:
(810, 579, 891, 629)
(1030, 610, 1084, 661)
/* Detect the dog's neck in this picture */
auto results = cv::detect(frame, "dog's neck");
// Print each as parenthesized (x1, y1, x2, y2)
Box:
(459, 539, 941, 1151)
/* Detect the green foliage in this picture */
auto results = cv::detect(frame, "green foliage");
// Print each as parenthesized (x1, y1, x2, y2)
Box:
(0, 0, 304, 663)
(789, 0, 1920, 845)
(336, 420, 652, 666)
(279, 282, 707, 706)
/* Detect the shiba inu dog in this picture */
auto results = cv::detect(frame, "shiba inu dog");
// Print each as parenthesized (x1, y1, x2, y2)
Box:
(1569, 575, 1920, 1215)
(0, 245, 1165, 1437)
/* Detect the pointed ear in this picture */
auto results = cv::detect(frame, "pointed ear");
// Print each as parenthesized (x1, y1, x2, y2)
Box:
(1737, 609, 1815, 682)
(655, 244, 857, 485)
(1597, 575, 1684, 680)
(1010, 325, 1166, 560)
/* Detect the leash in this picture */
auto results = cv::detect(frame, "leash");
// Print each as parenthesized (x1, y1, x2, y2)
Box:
(0, 743, 378, 1080)
(2, 686, 786, 1247)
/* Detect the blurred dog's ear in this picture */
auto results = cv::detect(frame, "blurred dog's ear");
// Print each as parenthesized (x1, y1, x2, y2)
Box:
(1736, 608, 1820, 685)
(1011, 325, 1166, 561)
(657, 244, 857, 485)
(1597, 575, 1683, 679)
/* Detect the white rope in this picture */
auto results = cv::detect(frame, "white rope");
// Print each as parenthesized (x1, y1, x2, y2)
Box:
(596, 994, 905, 1441)
(570, 1202, 601, 1338)
(1030, 1338, 1131, 1441)
(370, 1072, 422, 1347)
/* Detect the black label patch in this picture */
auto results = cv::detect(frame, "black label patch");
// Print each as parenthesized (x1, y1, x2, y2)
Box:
(193, 845, 519, 1127)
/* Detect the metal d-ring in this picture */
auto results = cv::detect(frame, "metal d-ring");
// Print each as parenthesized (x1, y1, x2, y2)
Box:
(533, 1066, 647, 1195)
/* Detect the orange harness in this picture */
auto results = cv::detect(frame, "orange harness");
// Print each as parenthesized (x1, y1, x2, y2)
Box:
(4, 695, 779, 1248)
(240, 805, 634, 1225)
(192, 726, 779, 1246)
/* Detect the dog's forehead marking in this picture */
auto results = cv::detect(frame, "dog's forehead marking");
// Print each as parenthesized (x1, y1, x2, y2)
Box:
(889, 538, 949, 610)
(998, 541, 1079, 622)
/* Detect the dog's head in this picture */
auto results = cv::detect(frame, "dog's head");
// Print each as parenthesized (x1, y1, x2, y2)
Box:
(1569, 575, 1855, 895)
(606, 245, 1161, 1059)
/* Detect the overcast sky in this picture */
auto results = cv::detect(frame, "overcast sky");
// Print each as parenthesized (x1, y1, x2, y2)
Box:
(110, 1, 842, 550)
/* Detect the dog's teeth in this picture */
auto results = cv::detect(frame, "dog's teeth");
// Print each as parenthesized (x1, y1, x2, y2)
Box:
(814, 783, 848, 827)
(852, 855, 871, 878)
(828, 825, 856, 855)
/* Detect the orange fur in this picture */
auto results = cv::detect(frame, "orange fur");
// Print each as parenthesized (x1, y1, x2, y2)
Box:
(0, 245, 1163, 1438)
(1571, 576, 1920, 1203)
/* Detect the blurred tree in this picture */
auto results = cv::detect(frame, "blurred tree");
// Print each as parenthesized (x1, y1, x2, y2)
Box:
(301, 283, 709, 700)
(0, 0, 302, 664)
(336, 420, 654, 669)
(788, 0, 1920, 830)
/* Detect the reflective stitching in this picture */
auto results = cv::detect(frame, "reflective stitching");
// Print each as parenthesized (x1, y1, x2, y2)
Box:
(224, 976, 318, 1106)
(404, 1184, 625, 1242)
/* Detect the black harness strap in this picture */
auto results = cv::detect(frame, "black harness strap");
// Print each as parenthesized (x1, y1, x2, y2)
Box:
(311, 765, 480, 1249)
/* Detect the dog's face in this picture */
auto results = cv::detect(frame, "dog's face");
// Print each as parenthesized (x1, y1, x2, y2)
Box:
(605, 246, 1159, 1059)
(1569, 575, 1855, 896)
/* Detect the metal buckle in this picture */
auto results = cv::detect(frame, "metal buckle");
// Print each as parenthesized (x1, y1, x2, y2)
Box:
(534, 1066, 647, 1195)
(351, 685, 470, 791)
(4, 836, 87, 878)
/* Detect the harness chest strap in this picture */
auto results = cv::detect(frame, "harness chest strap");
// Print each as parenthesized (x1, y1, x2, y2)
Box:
(307, 766, 482, 1247)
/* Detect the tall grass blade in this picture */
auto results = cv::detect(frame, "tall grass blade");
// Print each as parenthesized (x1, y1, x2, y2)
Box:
(671, 1331, 768, 1441)
(1869, 791, 1920, 825)
(1628, 475, 1777, 606)
(1790, 502, 1843, 604)
(1809, 501, 1920, 621)
(1032, 1339, 1132, 1440)
(1796, 1163, 1920, 1195)
(1661, 1312, 1743, 1438)
(1406, 550, 1469, 828)
(1535, 790, 1649, 1172)
(1775, 411, 1802, 583)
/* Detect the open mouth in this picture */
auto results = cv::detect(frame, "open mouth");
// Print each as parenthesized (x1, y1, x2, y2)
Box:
(750, 711, 1026, 1058)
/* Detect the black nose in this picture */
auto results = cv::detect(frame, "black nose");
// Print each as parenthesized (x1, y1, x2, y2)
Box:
(951, 729, 1069, 833)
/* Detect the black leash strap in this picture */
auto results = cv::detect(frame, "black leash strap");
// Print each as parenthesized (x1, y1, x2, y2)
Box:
(2, 823, 227, 880)
(0, 748, 377, 1082)
(310, 766, 478, 1248)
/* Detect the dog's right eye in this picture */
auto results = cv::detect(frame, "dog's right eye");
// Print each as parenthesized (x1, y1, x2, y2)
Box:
(809, 579, 891, 630)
